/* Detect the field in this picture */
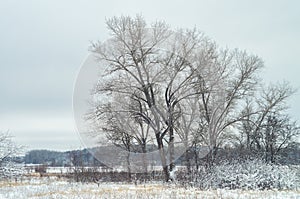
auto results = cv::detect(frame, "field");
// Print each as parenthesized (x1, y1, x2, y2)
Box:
(0, 177, 299, 199)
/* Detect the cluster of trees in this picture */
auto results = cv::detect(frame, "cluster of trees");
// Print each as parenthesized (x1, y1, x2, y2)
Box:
(25, 150, 68, 166)
(87, 15, 300, 182)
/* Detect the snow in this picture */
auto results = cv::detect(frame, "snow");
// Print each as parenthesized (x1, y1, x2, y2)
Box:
(0, 177, 299, 199)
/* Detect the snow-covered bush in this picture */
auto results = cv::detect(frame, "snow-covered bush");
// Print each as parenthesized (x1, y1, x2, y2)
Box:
(196, 159, 299, 190)
(0, 162, 24, 180)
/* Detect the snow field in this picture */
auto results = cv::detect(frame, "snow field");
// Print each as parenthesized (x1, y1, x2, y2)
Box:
(0, 177, 299, 199)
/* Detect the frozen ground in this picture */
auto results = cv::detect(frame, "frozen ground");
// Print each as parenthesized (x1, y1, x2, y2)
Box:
(0, 177, 299, 199)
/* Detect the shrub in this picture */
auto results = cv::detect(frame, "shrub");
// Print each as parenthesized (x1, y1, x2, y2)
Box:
(196, 159, 299, 190)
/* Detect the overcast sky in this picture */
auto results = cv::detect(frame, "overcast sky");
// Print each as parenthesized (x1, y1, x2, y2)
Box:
(0, 0, 299, 152)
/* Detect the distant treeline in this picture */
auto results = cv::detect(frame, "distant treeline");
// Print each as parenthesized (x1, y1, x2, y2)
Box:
(23, 148, 104, 167)
(22, 142, 300, 167)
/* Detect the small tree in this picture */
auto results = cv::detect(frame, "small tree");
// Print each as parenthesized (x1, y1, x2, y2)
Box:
(236, 83, 299, 162)
(0, 132, 24, 180)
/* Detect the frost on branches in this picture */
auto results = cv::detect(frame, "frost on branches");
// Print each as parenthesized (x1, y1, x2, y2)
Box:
(196, 159, 299, 190)
(0, 132, 24, 180)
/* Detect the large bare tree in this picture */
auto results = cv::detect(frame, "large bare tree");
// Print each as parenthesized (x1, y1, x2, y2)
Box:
(89, 15, 209, 181)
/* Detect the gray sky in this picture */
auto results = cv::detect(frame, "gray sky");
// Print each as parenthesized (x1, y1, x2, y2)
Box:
(0, 0, 299, 152)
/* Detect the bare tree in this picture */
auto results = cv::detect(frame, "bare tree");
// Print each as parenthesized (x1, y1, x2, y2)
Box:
(193, 48, 264, 165)
(263, 114, 299, 163)
(0, 132, 23, 180)
(98, 100, 152, 179)
(237, 83, 299, 162)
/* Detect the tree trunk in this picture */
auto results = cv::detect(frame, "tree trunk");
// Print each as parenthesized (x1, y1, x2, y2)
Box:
(126, 151, 132, 182)
(141, 142, 148, 175)
(185, 148, 191, 175)
(169, 125, 175, 179)
(156, 133, 170, 182)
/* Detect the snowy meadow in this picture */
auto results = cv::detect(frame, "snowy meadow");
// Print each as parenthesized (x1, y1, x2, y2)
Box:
(1, 14, 300, 199)
(1, 177, 300, 199)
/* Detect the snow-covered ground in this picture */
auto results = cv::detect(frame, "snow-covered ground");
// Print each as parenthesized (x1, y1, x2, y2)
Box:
(0, 177, 299, 199)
